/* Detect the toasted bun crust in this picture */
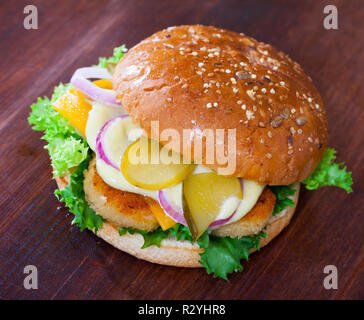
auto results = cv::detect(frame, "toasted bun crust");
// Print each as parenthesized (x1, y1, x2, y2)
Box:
(113, 25, 328, 185)
(84, 193, 298, 268)
(55, 176, 299, 268)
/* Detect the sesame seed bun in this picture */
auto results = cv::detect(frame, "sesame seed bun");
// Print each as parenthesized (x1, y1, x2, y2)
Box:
(113, 25, 328, 185)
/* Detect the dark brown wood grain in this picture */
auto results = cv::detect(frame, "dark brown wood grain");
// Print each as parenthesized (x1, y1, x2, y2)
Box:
(0, 0, 363, 300)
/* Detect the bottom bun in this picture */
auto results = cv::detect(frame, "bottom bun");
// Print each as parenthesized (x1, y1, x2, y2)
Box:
(55, 178, 299, 268)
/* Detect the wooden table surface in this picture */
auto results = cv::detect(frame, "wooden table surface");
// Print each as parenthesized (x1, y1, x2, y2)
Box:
(0, 0, 363, 300)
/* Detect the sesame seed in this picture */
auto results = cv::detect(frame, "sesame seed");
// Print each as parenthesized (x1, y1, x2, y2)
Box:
(267, 131, 272, 138)
(191, 51, 198, 56)
(308, 97, 312, 103)
(198, 62, 204, 67)
(297, 129, 303, 134)
(261, 88, 267, 93)
(270, 115, 283, 128)
(233, 87, 238, 93)
(265, 153, 272, 159)
(251, 74, 257, 79)
(296, 116, 307, 126)
(237, 100, 243, 105)
(236, 70, 250, 80)
(225, 69, 231, 73)
(231, 77, 237, 84)
(280, 81, 285, 86)
(288, 149, 293, 155)
(247, 90, 256, 100)
(206, 103, 212, 108)
(270, 88, 275, 94)
(291, 108, 296, 114)
(241, 104, 246, 110)
(246, 110, 254, 120)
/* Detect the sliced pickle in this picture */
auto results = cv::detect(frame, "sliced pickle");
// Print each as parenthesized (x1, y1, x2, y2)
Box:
(121, 137, 194, 190)
(183, 172, 243, 240)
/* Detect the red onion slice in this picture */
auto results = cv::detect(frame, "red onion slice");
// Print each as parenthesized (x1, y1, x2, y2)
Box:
(208, 201, 240, 228)
(158, 190, 187, 225)
(70, 67, 121, 107)
(96, 114, 129, 170)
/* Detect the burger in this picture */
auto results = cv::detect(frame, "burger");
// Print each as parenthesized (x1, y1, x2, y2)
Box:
(29, 25, 353, 280)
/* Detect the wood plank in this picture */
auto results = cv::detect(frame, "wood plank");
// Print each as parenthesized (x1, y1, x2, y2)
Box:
(0, 0, 362, 299)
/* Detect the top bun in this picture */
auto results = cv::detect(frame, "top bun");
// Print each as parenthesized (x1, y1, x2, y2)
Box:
(113, 25, 328, 185)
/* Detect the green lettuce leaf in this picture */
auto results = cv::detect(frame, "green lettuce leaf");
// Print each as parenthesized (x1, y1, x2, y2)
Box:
(269, 184, 297, 215)
(55, 152, 105, 232)
(28, 45, 127, 177)
(118, 224, 266, 280)
(303, 148, 353, 193)
(197, 231, 267, 280)
(28, 83, 89, 177)
(97, 45, 127, 68)
(29, 46, 127, 230)
(118, 224, 192, 249)
(269, 148, 353, 214)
